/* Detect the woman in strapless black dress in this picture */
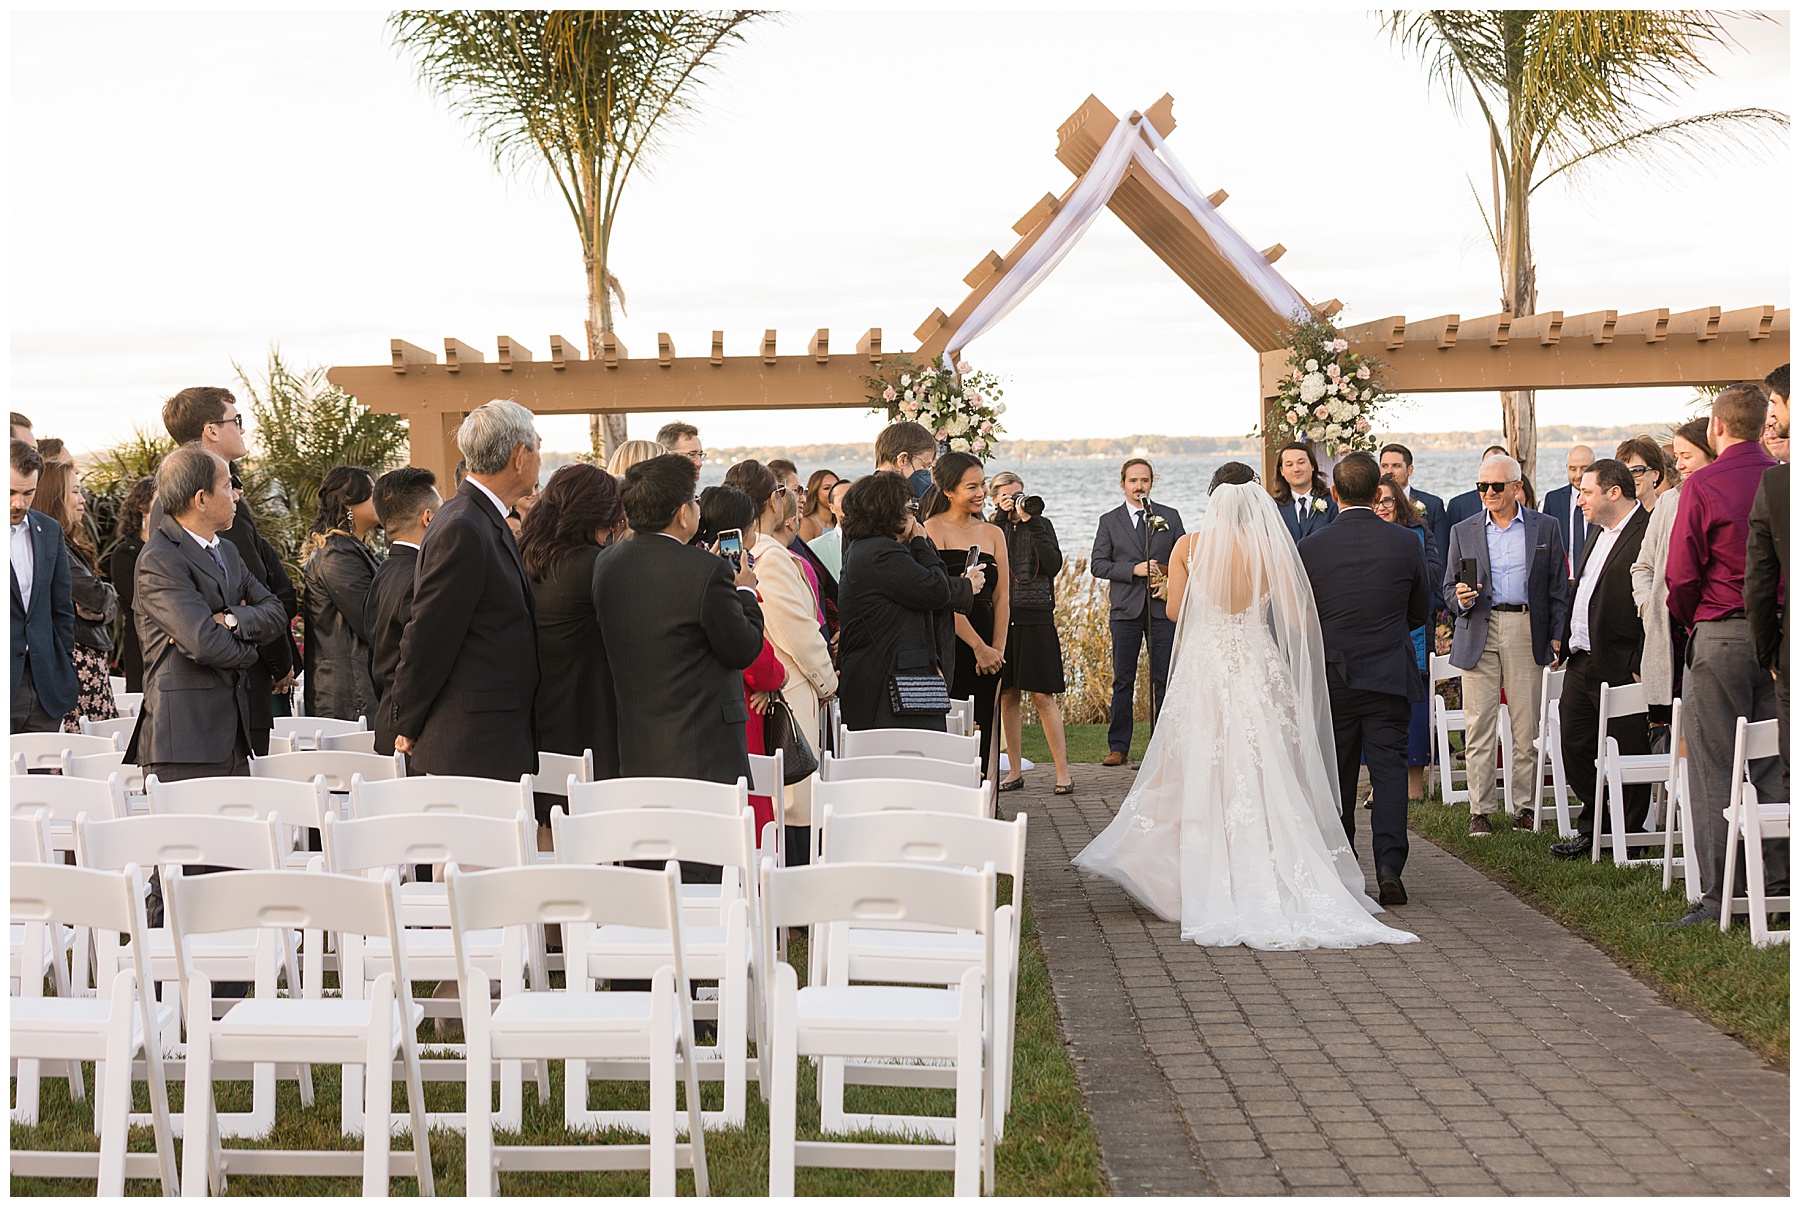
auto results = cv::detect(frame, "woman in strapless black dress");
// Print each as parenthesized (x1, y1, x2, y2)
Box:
(923, 452, 1010, 778)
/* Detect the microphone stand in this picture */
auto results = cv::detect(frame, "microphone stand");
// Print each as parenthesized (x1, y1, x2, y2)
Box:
(1141, 493, 1161, 744)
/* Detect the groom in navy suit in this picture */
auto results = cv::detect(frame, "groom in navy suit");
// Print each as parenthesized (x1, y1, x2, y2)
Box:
(1274, 441, 1338, 541)
(1298, 451, 1431, 905)
(1091, 458, 1185, 765)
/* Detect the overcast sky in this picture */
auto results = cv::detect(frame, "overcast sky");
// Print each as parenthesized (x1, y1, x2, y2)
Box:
(9, 7, 1790, 457)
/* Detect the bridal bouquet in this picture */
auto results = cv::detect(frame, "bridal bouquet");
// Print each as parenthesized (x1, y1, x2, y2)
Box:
(1257, 314, 1395, 457)
(867, 354, 1006, 459)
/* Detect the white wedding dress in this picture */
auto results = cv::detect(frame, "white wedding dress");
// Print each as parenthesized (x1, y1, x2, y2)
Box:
(1073, 483, 1417, 950)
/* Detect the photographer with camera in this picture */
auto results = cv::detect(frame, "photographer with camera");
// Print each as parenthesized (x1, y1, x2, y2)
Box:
(991, 472, 1073, 794)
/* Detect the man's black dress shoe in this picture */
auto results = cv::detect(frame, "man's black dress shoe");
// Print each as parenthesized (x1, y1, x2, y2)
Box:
(1376, 871, 1407, 906)
(1550, 832, 1594, 860)
(1657, 907, 1718, 928)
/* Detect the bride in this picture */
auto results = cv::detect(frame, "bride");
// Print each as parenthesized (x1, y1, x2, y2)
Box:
(1073, 467, 1416, 950)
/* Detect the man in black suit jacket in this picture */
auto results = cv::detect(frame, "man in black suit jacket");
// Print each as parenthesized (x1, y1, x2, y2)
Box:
(1745, 364, 1789, 764)
(1298, 452, 1430, 904)
(1091, 458, 1186, 765)
(125, 449, 291, 780)
(365, 467, 440, 755)
(1381, 443, 1448, 606)
(592, 453, 766, 785)
(10, 439, 78, 731)
(390, 402, 542, 779)
(1549, 461, 1653, 858)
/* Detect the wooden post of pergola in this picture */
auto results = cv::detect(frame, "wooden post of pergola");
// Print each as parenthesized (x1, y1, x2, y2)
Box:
(328, 94, 1789, 484)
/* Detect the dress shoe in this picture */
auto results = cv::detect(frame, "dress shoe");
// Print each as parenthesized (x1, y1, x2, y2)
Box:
(1550, 832, 1594, 860)
(1376, 872, 1407, 906)
(1102, 751, 1127, 767)
(1513, 807, 1535, 830)
(1658, 907, 1719, 928)
(1468, 814, 1494, 838)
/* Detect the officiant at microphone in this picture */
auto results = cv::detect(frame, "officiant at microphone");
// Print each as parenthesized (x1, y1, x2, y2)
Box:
(1091, 458, 1184, 767)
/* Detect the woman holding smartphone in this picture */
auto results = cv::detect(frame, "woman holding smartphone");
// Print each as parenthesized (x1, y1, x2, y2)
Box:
(923, 452, 1009, 777)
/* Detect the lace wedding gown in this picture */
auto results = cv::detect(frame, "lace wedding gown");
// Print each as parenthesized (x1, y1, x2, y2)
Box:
(1073, 483, 1416, 951)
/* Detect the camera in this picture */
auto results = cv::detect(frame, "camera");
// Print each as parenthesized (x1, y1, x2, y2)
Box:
(1019, 495, 1044, 518)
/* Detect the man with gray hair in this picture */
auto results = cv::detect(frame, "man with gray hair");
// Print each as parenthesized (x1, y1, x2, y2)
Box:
(1444, 451, 1570, 836)
(389, 400, 543, 779)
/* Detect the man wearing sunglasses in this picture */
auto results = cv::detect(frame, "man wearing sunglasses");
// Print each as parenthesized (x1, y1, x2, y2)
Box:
(1444, 453, 1571, 836)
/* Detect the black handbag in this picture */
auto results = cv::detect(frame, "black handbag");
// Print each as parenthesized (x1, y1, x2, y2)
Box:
(889, 672, 952, 716)
(763, 697, 817, 784)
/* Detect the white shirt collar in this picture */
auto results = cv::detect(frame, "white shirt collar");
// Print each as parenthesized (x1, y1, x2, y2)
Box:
(390, 540, 421, 551)
(467, 476, 509, 519)
(180, 524, 220, 551)
(1338, 505, 1372, 513)
(1600, 503, 1640, 535)
(10, 517, 28, 536)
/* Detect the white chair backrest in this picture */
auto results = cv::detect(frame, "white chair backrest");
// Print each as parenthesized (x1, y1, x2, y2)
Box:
(1430, 652, 1461, 688)
(13, 860, 153, 973)
(60, 749, 145, 795)
(323, 810, 535, 882)
(109, 675, 129, 698)
(761, 861, 994, 938)
(1599, 681, 1650, 725)
(77, 812, 290, 876)
(1542, 665, 1565, 704)
(566, 776, 750, 817)
(112, 691, 144, 718)
(319, 729, 378, 754)
(823, 808, 1027, 882)
(12, 808, 52, 863)
(839, 727, 982, 763)
(944, 696, 977, 738)
(270, 715, 368, 747)
(10, 773, 126, 827)
(351, 773, 533, 821)
(746, 751, 785, 801)
(10, 752, 24, 777)
(80, 716, 137, 745)
(819, 752, 982, 789)
(265, 734, 295, 756)
(812, 776, 990, 821)
(1737, 716, 1784, 770)
(251, 750, 404, 793)
(535, 750, 594, 799)
(146, 774, 330, 830)
(11, 731, 119, 770)
(553, 807, 756, 878)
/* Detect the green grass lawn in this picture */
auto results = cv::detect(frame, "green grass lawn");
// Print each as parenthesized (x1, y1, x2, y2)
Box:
(11, 895, 1105, 1196)
(1018, 723, 1149, 768)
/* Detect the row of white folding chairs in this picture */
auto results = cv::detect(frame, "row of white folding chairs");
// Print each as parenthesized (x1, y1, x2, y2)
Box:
(1717, 716, 1791, 947)
(104, 676, 142, 717)
(1427, 653, 1515, 810)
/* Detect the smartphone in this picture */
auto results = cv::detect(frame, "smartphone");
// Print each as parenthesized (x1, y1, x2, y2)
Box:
(1458, 557, 1480, 588)
(717, 528, 744, 569)
(967, 545, 982, 569)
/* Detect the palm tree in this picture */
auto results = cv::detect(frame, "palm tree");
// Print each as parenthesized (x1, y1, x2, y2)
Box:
(1383, 10, 1786, 483)
(389, 9, 768, 459)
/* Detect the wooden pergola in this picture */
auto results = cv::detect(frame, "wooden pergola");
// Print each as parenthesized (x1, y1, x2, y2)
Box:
(328, 93, 1789, 483)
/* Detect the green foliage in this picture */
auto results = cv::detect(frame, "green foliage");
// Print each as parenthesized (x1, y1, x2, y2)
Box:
(865, 353, 1007, 460)
(81, 428, 174, 501)
(235, 349, 408, 586)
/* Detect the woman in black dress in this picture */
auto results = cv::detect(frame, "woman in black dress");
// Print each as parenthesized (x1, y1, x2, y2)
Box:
(521, 463, 627, 828)
(923, 452, 1009, 777)
(36, 461, 118, 726)
(989, 471, 1073, 794)
(109, 476, 156, 693)
(301, 466, 381, 721)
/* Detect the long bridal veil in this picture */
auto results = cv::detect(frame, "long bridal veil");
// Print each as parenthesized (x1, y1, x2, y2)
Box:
(1073, 482, 1414, 949)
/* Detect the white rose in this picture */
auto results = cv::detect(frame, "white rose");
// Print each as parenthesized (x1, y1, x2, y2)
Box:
(900, 374, 911, 386)
(992, 402, 1006, 416)
(1299, 372, 1328, 404)
(1360, 389, 1371, 401)
(950, 436, 972, 453)
(1304, 358, 1319, 373)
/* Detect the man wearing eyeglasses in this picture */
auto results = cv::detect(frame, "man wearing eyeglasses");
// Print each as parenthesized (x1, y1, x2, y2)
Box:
(656, 420, 705, 466)
(1444, 452, 1571, 836)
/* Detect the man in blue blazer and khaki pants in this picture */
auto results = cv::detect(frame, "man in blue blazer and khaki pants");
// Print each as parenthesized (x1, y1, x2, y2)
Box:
(10, 439, 78, 733)
(1092, 458, 1184, 766)
(1444, 452, 1570, 836)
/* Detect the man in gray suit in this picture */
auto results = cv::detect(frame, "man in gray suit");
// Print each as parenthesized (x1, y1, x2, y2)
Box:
(1091, 458, 1186, 766)
(1444, 453, 1570, 836)
(125, 447, 289, 781)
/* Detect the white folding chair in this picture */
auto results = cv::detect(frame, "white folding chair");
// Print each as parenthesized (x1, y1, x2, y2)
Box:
(808, 776, 992, 866)
(1591, 682, 1671, 866)
(1428, 654, 1511, 807)
(839, 727, 983, 764)
(270, 714, 368, 751)
(945, 695, 978, 739)
(251, 748, 405, 798)
(109, 675, 129, 699)
(11, 751, 26, 776)
(762, 860, 995, 1196)
(10, 809, 74, 1005)
(61, 749, 147, 803)
(820, 751, 983, 790)
(12, 730, 119, 771)
(112, 691, 144, 718)
(81, 716, 138, 746)
(447, 862, 710, 1197)
(747, 750, 788, 859)
(566, 775, 750, 817)
(532, 749, 595, 833)
(320, 729, 379, 753)
(11, 772, 127, 861)
(1528, 665, 1574, 834)
(352, 773, 534, 821)
(169, 868, 433, 1196)
(146, 773, 331, 868)
(820, 808, 1028, 1139)
(1720, 717, 1791, 946)
(10, 862, 179, 1195)
(1661, 700, 1701, 902)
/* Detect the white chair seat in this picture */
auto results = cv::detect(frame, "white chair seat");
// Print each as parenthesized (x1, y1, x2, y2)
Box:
(590, 923, 727, 951)
(215, 996, 422, 1042)
(490, 989, 656, 1028)
(1611, 754, 1668, 776)
(797, 984, 962, 1029)
(12, 997, 175, 1042)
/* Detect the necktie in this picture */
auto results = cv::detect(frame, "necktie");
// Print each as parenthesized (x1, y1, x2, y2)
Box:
(1297, 498, 1308, 524)
(208, 542, 228, 580)
(1133, 509, 1144, 536)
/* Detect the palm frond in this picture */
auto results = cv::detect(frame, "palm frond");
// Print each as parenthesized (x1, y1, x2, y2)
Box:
(1533, 106, 1789, 192)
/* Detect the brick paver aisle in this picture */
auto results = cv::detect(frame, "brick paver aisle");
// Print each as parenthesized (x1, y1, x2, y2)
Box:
(1013, 765, 1789, 1196)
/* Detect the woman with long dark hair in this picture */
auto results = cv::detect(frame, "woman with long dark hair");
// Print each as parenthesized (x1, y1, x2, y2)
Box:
(1633, 417, 1716, 717)
(989, 471, 1072, 793)
(301, 465, 380, 721)
(36, 460, 118, 725)
(521, 462, 628, 805)
(110, 475, 157, 693)
(1376, 473, 1441, 800)
(923, 451, 1009, 775)
(798, 468, 840, 543)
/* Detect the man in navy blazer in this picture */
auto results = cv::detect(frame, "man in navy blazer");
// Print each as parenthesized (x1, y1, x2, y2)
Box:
(1091, 458, 1185, 765)
(1540, 444, 1596, 580)
(1299, 452, 1430, 904)
(10, 439, 78, 732)
(1444, 453, 1571, 835)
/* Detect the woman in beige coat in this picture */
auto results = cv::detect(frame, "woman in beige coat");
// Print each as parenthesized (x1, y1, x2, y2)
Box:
(1631, 419, 1714, 714)
(730, 460, 837, 859)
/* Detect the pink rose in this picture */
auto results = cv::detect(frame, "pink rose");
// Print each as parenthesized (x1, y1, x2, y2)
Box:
(1314, 406, 1329, 419)
(1356, 417, 1371, 432)
(1332, 338, 1349, 353)
(980, 420, 993, 434)
(936, 428, 949, 440)
(1356, 365, 1370, 380)
(882, 386, 897, 402)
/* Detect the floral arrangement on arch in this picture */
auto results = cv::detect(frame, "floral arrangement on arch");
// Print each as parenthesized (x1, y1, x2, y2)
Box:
(1259, 314, 1396, 457)
(866, 354, 1006, 459)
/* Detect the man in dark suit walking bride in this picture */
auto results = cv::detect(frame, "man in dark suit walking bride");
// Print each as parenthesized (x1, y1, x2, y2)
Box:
(1298, 451, 1432, 905)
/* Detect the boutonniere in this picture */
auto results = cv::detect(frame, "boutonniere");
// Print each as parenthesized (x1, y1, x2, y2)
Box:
(1310, 498, 1328, 516)
(1147, 513, 1170, 534)
(1413, 500, 1428, 518)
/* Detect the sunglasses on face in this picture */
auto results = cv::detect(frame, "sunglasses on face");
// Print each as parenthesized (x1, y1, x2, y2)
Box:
(1475, 481, 1513, 494)
(1627, 465, 1652, 477)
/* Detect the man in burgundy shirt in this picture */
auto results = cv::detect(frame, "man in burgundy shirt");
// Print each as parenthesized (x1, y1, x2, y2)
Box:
(1664, 381, 1787, 926)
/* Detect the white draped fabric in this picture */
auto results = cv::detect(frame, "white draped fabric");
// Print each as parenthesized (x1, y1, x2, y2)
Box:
(941, 108, 1312, 364)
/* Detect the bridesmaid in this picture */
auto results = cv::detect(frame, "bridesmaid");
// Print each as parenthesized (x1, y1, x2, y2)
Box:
(923, 451, 1009, 776)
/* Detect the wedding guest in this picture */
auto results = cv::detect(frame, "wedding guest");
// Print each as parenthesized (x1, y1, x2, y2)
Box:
(1091, 457, 1184, 766)
(1614, 434, 1667, 515)
(36, 437, 74, 467)
(698, 485, 787, 841)
(11, 412, 33, 443)
(656, 421, 705, 466)
(522, 462, 627, 822)
(991, 471, 1072, 794)
(606, 439, 664, 478)
(1381, 443, 1448, 563)
(739, 459, 837, 842)
(1444, 444, 1512, 529)
(390, 400, 543, 780)
(1543, 444, 1596, 578)
(837, 471, 966, 732)
(126, 447, 288, 779)
(1375, 473, 1439, 800)
(1761, 367, 1790, 463)
(798, 469, 840, 543)
(10, 440, 77, 733)
(111, 476, 157, 692)
(874, 420, 938, 498)
(1665, 382, 1786, 926)
(367, 466, 440, 754)
(301, 466, 380, 722)
(771, 460, 839, 626)
(727, 460, 828, 628)
(1632, 419, 1714, 721)
(35, 460, 118, 726)
(1550, 460, 1653, 858)
(506, 480, 540, 541)
(1271, 441, 1338, 540)
(1444, 452, 1570, 836)
(767, 459, 802, 494)
(1746, 363, 1789, 768)
(925, 453, 1008, 776)
(807, 478, 852, 579)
